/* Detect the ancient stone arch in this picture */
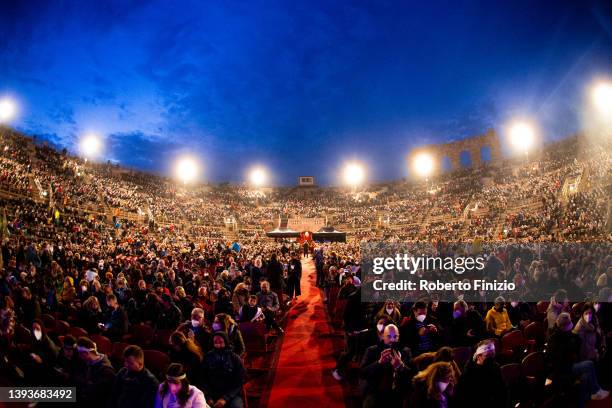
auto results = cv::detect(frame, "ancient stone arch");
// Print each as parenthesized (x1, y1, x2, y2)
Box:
(408, 129, 502, 175)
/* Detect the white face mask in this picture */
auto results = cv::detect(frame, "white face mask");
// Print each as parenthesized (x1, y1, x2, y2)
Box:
(584, 314, 592, 323)
(438, 381, 449, 393)
(594, 303, 600, 312)
(212, 322, 222, 331)
(34, 329, 42, 341)
(416, 314, 426, 323)
(81, 286, 88, 292)
(386, 307, 394, 315)
(191, 319, 201, 328)
(376, 324, 384, 332)
(510, 302, 518, 308)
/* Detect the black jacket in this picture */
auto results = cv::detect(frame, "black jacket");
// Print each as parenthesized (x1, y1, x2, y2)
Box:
(359, 342, 413, 396)
(546, 327, 581, 386)
(78, 354, 116, 408)
(454, 359, 506, 408)
(202, 348, 246, 402)
(109, 367, 159, 408)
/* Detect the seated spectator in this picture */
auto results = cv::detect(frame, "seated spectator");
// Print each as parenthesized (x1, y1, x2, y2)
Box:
(169, 331, 204, 388)
(110, 345, 159, 408)
(212, 313, 245, 358)
(484, 296, 513, 337)
(26, 319, 59, 384)
(155, 363, 209, 408)
(104, 294, 129, 341)
(411, 361, 456, 408)
(454, 339, 506, 408)
(572, 303, 605, 362)
(75, 337, 116, 408)
(256, 281, 283, 333)
(238, 295, 264, 323)
(177, 308, 212, 352)
(158, 294, 183, 330)
(400, 301, 440, 355)
(79, 296, 105, 335)
(202, 332, 246, 408)
(53, 335, 85, 384)
(231, 280, 251, 313)
(360, 324, 413, 408)
(547, 312, 609, 403)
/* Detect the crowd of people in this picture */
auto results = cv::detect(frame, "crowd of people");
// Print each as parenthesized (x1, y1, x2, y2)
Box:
(0, 126, 610, 407)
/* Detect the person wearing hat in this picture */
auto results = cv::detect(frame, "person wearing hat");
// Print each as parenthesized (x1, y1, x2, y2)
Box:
(454, 339, 506, 408)
(484, 296, 513, 337)
(155, 363, 209, 408)
(547, 312, 609, 404)
(202, 331, 246, 408)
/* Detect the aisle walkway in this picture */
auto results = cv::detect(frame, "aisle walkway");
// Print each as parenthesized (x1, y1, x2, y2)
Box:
(266, 258, 345, 407)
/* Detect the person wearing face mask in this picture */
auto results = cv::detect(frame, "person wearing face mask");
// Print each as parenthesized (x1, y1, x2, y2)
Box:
(573, 303, 605, 362)
(155, 363, 209, 408)
(547, 312, 609, 404)
(449, 300, 484, 347)
(375, 301, 401, 326)
(411, 361, 456, 408)
(454, 339, 506, 408)
(26, 319, 59, 385)
(484, 296, 514, 337)
(212, 313, 245, 358)
(110, 345, 159, 408)
(202, 332, 246, 408)
(178, 308, 212, 352)
(400, 301, 440, 355)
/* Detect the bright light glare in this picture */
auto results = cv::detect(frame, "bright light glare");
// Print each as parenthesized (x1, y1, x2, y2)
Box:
(175, 157, 199, 184)
(413, 153, 434, 177)
(343, 163, 365, 186)
(0, 98, 17, 122)
(80, 135, 102, 158)
(509, 122, 536, 153)
(249, 167, 267, 186)
(592, 82, 612, 115)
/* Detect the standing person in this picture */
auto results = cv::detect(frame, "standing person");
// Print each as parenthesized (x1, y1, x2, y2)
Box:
(303, 240, 310, 258)
(286, 252, 302, 302)
(110, 345, 159, 408)
(265, 253, 284, 304)
(256, 281, 283, 334)
(314, 247, 324, 287)
(155, 363, 210, 408)
(573, 303, 605, 362)
(332, 276, 364, 381)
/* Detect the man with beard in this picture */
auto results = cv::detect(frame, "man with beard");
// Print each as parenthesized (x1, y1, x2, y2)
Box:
(202, 332, 246, 408)
(109, 345, 159, 408)
(359, 324, 413, 408)
(454, 339, 506, 408)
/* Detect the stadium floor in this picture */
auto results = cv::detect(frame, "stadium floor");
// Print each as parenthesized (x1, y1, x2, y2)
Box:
(266, 258, 345, 407)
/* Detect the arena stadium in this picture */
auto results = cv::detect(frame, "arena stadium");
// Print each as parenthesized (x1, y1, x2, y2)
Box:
(1, 2, 612, 408)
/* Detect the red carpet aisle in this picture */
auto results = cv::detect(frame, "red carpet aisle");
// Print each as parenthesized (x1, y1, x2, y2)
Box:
(266, 258, 345, 408)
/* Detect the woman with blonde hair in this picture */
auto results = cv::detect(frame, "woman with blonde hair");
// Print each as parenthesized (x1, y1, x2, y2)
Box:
(411, 361, 455, 408)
